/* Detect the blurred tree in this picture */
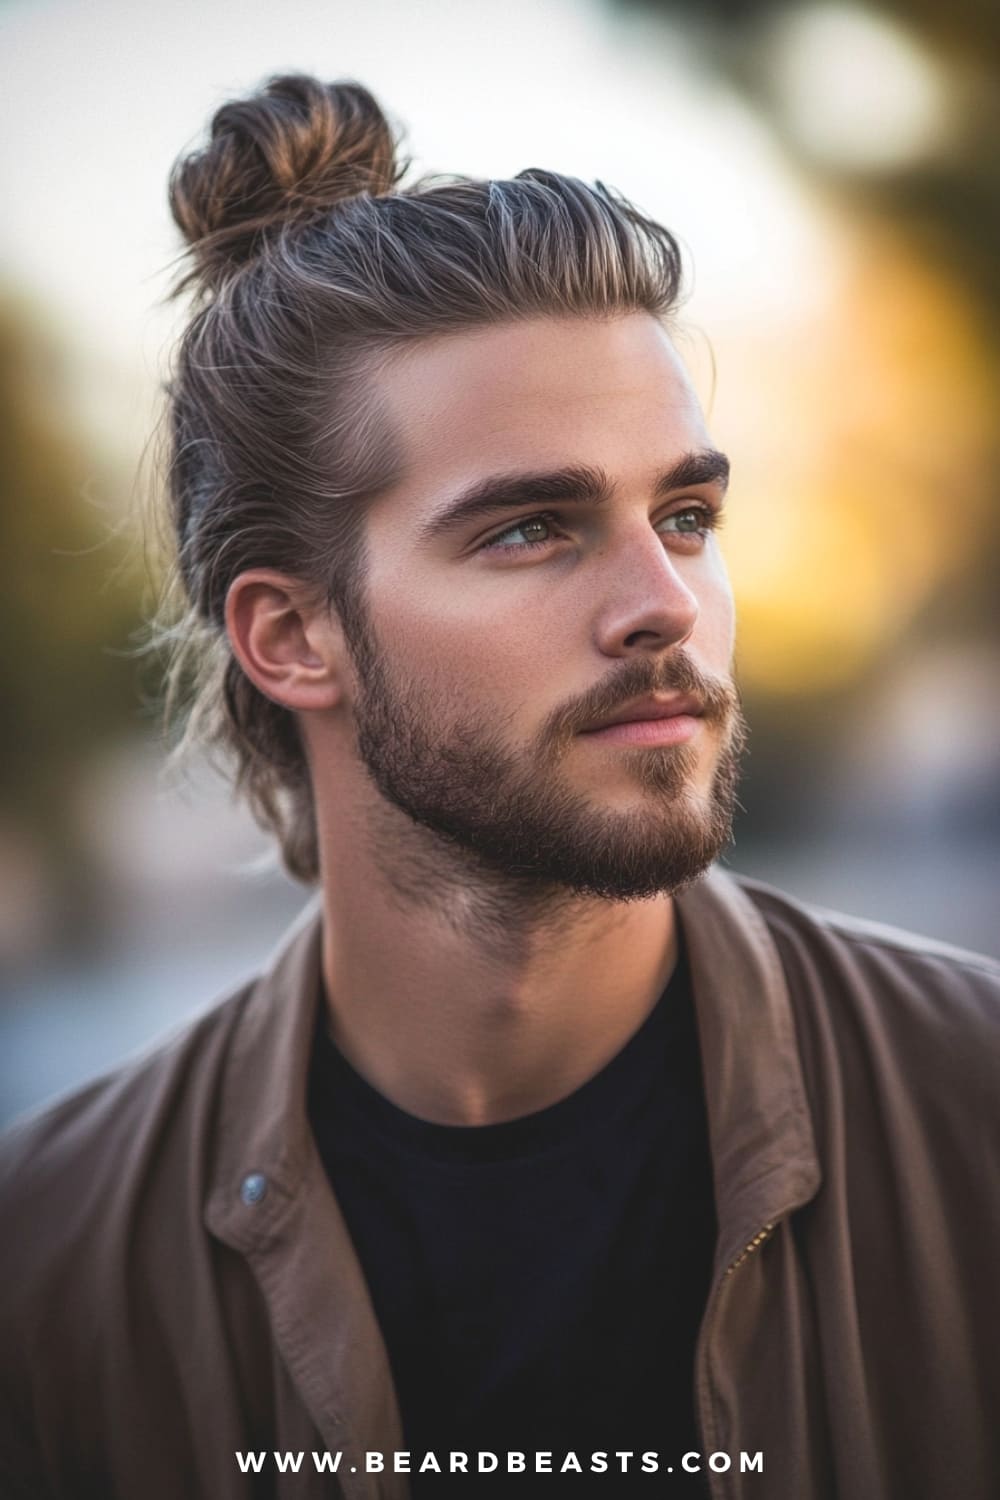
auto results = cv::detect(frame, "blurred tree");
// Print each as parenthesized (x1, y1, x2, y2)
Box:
(0, 293, 145, 952)
(607, 0, 1000, 639)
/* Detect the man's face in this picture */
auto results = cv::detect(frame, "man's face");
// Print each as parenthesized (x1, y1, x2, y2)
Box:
(340, 312, 745, 900)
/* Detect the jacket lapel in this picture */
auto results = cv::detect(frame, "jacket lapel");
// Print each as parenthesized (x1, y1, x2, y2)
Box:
(676, 866, 822, 1273)
(204, 897, 406, 1499)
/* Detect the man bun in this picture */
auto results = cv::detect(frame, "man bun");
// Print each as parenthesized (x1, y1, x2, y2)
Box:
(168, 74, 404, 294)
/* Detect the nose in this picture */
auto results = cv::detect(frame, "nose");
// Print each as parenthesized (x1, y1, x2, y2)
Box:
(591, 524, 700, 658)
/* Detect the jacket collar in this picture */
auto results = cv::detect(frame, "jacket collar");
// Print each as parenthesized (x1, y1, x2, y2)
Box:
(676, 867, 821, 1273)
(204, 865, 821, 1475)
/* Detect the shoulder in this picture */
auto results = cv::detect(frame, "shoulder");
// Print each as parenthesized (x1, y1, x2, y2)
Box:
(729, 869, 1000, 1110)
(0, 977, 252, 1307)
(0, 975, 266, 1491)
(732, 869, 999, 1001)
(2, 895, 322, 1329)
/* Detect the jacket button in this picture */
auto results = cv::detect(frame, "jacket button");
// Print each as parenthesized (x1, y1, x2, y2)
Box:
(240, 1172, 268, 1206)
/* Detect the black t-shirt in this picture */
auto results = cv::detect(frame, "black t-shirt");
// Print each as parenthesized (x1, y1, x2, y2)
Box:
(308, 926, 717, 1494)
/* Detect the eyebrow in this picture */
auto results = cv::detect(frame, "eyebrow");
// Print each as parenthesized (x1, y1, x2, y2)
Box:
(415, 448, 731, 545)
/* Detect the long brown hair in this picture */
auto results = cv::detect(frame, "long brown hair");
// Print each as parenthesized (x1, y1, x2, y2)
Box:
(159, 73, 686, 882)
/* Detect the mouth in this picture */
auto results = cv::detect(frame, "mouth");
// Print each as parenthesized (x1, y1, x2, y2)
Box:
(578, 694, 706, 748)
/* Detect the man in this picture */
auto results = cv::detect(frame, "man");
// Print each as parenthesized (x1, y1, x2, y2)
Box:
(3, 74, 999, 1499)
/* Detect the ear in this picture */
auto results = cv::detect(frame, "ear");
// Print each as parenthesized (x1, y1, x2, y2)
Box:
(224, 570, 348, 713)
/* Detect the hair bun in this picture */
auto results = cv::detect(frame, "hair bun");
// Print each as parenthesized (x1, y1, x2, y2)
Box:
(169, 74, 403, 293)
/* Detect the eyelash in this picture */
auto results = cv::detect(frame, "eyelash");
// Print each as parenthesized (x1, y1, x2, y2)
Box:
(479, 504, 723, 554)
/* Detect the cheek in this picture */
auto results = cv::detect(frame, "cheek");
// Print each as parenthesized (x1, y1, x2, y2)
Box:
(373, 578, 579, 726)
(370, 581, 542, 705)
(694, 556, 736, 666)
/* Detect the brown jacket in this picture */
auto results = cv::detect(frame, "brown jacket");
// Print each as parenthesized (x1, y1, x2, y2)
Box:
(2, 867, 999, 1499)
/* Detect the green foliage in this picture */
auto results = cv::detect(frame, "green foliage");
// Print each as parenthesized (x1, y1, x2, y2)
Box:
(0, 297, 146, 834)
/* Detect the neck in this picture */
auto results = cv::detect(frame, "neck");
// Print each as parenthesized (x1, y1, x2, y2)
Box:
(315, 780, 680, 1126)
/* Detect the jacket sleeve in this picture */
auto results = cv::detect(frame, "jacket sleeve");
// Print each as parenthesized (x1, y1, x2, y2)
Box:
(0, 1360, 56, 1500)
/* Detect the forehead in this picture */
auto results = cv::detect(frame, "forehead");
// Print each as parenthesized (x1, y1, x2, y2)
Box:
(371, 313, 710, 516)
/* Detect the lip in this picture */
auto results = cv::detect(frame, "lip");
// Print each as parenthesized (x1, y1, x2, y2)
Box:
(578, 695, 705, 748)
(580, 694, 705, 731)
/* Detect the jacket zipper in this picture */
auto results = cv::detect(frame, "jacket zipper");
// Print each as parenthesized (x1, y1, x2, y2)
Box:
(695, 1220, 779, 1500)
(723, 1221, 776, 1278)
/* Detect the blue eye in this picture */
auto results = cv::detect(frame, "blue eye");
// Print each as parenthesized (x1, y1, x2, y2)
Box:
(657, 506, 716, 537)
(481, 514, 559, 551)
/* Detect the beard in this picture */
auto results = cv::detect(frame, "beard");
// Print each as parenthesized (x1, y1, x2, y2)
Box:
(345, 617, 747, 902)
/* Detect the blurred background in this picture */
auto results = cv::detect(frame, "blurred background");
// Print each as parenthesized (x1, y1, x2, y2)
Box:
(1, 0, 997, 1125)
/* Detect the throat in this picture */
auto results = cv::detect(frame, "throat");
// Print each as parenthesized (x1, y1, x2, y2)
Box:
(319, 877, 680, 1127)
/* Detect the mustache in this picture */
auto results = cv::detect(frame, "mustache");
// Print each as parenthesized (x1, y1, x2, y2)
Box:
(539, 650, 740, 750)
